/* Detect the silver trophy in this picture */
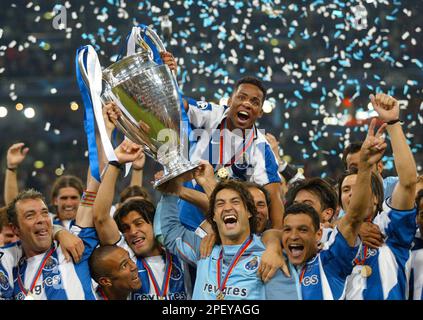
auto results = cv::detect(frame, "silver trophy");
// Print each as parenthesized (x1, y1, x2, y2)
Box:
(78, 27, 199, 187)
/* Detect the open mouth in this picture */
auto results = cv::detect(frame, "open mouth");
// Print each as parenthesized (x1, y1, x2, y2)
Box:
(237, 111, 250, 123)
(132, 272, 140, 282)
(132, 237, 146, 248)
(288, 244, 305, 258)
(35, 229, 49, 238)
(223, 215, 238, 228)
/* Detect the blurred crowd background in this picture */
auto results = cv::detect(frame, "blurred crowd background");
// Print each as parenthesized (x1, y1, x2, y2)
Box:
(0, 0, 422, 205)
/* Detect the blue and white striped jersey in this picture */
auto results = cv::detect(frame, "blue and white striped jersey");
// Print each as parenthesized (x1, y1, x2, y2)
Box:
(410, 230, 423, 300)
(155, 194, 299, 300)
(114, 234, 192, 300)
(179, 98, 281, 231)
(345, 198, 417, 300)
(291, 228, 359, 300)
(0, 226, 98, 300)
(185, 98, 281, 185)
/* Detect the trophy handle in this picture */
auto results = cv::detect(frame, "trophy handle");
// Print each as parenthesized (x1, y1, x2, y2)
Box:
(143, 26, 166, 52)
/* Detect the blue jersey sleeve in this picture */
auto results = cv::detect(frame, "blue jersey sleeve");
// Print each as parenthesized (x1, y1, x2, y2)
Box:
(320, 228, 359, 279)
(155, 195, 202, 266)
(251, 141, 281, 185)
(375, 198, 417, 249)
(0, 242, 21, 300)
(70, 227, 98, 300)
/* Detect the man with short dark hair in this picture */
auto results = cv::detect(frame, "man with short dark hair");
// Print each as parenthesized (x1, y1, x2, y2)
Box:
(341, 93, 418, 300)
(161, 60, 285, 235)
(92, 139, 191, 300)
(285, 178, 338, 225)
(89, 245, 141, 300)
(280, 118, 387, 300)
(155, 178, 298, 300)
(0, 188, 97, 300)
(0, 206, 19, 246)
(342, 140, 398, 203)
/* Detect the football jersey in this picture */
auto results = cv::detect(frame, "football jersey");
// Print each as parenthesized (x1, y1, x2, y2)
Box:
(0, 226, 98, 300)
(292, 228, 359, 300)
(114, 234, 191, 300)
(155, 194, 299, 300)
(179, 98, 281, 231)
(345, 198, 417, 300)
(409, 232, 423, 300)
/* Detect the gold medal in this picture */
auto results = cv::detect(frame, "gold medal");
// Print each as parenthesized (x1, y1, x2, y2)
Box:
(216, 291, 225, 300)
(361, 265, 372, 278)
(216, 167, 229, 180)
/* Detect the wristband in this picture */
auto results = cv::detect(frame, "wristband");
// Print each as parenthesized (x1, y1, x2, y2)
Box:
(80, 190, 97, 207)
(108, 161, 124, 170)
(386, 119, 401, 125)
(6, 167, 17, 172)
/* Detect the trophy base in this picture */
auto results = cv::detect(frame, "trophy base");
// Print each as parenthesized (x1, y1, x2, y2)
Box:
(153, 160, 201, 188)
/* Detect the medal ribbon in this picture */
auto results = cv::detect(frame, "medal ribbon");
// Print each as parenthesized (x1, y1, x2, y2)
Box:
(217, 236, 253, 297)
(17, 246, 55, 297)
(218, 118, 255, 167)
(141, 252, 173, 299)
(97, 287, 109, 300)
(299, 265, 307, 284)
(354, 245, 369, 265)
(354, 216, 373, 265)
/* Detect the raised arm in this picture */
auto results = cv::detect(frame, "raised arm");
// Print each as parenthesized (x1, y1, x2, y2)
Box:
(93, 140, 142, 245)
(160, 51, 189, 113)
(338, 119, 387, 246)
(155, 174, 201, 264)
(4, 143, 29, 204)
(130, 151, 145, 187)
(371, 93, 417, 210)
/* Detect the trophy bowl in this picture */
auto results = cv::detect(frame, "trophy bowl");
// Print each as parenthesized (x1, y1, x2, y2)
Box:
(101, 51, 199, 187)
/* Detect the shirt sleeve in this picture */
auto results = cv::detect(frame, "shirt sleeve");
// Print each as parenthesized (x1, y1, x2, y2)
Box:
(251, 141, 281, 185)
(320, 228, 359, 279)
(0, 242, 20, 299)
(185, 97, 226, 129)
(155, 194, 202, 266)
(70, 226, 99, 263)
(374, 198, 417, 249)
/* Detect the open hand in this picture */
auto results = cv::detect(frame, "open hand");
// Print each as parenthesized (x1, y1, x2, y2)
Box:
(7, 143, 29, 169)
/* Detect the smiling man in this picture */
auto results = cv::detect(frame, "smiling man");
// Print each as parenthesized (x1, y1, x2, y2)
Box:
(175, 74, 284, 235)
(155, 179, 298, 300)
(50, 175, 84, 230)
(0, 188, 98, 300)
(89, 245, 142, 300)
(92, 139, 191, 300)
(281, 118, 387, 300)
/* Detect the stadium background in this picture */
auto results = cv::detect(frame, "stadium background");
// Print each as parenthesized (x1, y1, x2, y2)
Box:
(0, 0, 421, 204)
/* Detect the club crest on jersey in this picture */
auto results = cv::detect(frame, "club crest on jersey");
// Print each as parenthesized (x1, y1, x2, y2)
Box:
(0, 270, 10, 290)
(170, 263, 182, 281)
(196, 101, 209, 110)
(43, 256, 58, 272)
(244, 256, 259, 271)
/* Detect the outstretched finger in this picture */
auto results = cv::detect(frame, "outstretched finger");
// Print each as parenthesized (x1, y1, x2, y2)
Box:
(369, 94, 377, 108)
(367, 118, 377, 137)
(375, 123, 387, 139)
